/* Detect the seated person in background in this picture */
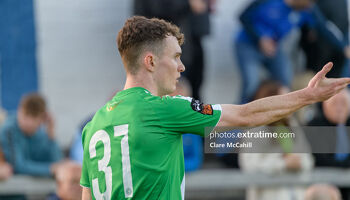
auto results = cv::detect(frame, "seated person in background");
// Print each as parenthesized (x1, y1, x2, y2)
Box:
(0, 109, 12, 181)
(239, 80, 314, 200)
(47, 160, 82, 200)
(54, 114, 89, 199)
(308, 89, 350, 199)
(305, 184, 342, 200)
(69, 116, 93, 164)
(0, 107, 7, 125)
(308, 89, 350, 167)
(0, 93, 63, 176)
(54, 162, 82, 200)
(0, 147, 12, 181)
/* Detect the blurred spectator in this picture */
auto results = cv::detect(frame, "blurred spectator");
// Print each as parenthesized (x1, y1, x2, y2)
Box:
(0, 0, 39, 111)
(69, 115, 93, 164)
(0, 93, 63, 176)
(300, 0, 349, 78)
(54, 115, 90, 200)
(134, 0, 214, 100)
(0, 108, 7, 125)
(0, 110, 23, 200)
(308, 90, 350, 167)
(308, 89, 350, 199)
(239, 80, 314, 200)
(0, 147, 12, 181)
(304, 184, 342, 200)
(235, 0, 350, 104)
(54, 162, 82, 200)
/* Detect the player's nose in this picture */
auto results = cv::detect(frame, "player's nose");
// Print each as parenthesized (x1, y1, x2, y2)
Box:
(178, 63, 185, 72)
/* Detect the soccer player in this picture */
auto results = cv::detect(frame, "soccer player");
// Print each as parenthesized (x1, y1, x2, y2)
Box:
(81, 16, 350, 200)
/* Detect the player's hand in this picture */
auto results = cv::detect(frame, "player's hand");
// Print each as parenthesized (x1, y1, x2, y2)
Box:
(44, 112, 55, 140)
(306, 62, 350, 103)
(189, 0, 207, 14)
(0, 162, 13, 180)
(259, 37, 276, 57)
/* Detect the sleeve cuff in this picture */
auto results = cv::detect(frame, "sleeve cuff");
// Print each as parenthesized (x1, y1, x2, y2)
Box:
(80, 183, 90, 188)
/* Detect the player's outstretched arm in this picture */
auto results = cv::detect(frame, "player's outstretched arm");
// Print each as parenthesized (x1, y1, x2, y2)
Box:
(82, 187, 92, 200)
(218, 62, 350, 127)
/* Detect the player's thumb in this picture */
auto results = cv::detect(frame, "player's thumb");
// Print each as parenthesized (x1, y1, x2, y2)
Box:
(308, 62, 333, 88)
(320, 62, 333, 78)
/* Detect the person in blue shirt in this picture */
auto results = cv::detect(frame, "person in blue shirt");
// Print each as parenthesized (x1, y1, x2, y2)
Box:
(70, 115, 93, 164)
(0, 93, 63, 176)
(300, 0, 349, 78)
(234, 0, 350, 104)
(0, 147, 12, 181)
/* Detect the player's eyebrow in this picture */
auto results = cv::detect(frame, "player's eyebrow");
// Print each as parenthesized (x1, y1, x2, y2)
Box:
(175, 52, 182, 57)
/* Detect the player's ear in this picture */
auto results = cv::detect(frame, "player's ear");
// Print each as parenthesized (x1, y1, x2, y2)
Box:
(143, 52, 155, 72)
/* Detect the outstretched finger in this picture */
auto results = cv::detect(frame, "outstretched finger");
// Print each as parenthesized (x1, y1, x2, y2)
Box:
(333, 77, 350, 86)
(309, 62, 333, 87)
(334, 84, 349, 94)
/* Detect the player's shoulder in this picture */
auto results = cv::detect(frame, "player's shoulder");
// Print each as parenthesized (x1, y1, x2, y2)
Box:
(150, 95, 193, 108)
(165, 95, 192, 102)
(160, 95, 192, 102)
(81, 120, 92, 143)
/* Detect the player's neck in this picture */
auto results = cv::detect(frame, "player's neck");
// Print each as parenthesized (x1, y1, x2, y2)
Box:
(124, 75, 159, 96)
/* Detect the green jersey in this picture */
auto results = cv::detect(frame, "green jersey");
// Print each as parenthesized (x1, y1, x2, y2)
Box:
(80, 87, 221, 200)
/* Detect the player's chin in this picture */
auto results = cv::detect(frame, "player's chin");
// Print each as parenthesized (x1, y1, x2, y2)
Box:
(170, 87, 176, 95)
(163, 86, 176, 96)
(168, 85, 177, 95)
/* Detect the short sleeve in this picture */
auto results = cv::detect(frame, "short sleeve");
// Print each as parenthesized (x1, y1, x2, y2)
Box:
(153, 95, 222, 136)
(80, 130, 90, 188)
(80, 155, 90, 187)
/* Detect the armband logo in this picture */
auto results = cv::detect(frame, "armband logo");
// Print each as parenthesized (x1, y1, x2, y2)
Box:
(191, 99, 213, 115)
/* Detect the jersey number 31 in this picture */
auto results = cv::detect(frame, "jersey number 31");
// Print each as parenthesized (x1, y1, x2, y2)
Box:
(89, 124, 133, 199)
